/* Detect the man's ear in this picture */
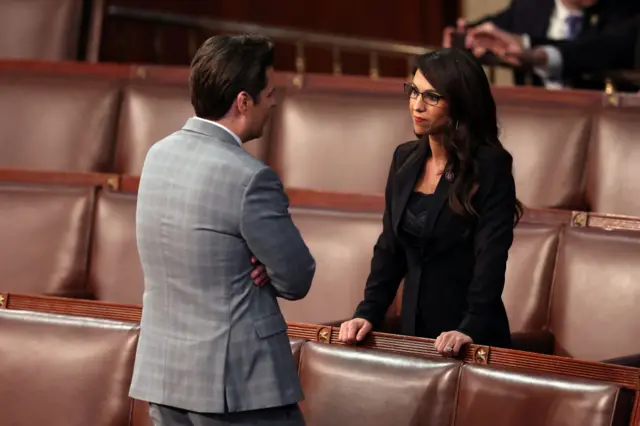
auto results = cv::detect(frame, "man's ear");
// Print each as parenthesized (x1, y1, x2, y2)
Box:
(236, 92, 251, 114)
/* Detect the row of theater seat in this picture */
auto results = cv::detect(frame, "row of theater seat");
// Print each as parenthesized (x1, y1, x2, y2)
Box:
(0, 0, 98, 61)
(2, 178, 639, 363)
(2, 60, 640, 216)
(1, 302, 637, 426)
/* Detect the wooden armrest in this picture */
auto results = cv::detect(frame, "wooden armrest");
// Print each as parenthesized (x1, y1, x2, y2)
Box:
(321, 314, 402, 334)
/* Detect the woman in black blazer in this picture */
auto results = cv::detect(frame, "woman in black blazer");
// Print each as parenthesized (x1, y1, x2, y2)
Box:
(339, 48, 523, 355)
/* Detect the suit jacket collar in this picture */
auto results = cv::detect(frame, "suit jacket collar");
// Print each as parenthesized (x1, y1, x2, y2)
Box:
(530, 0, 556, 37)
(182, 117, 242, 146)
(392, 140, 452, 237)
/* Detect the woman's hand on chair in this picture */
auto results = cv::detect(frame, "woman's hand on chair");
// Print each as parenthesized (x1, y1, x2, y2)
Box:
(435, 330, 473, 357)
(338, 318, 373, 344)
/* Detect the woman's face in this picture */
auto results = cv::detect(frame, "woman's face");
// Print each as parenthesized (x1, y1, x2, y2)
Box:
(408, 69, 451, 136)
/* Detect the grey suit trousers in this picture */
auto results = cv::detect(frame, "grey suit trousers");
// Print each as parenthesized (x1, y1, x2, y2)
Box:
(149, 403, 306, 426)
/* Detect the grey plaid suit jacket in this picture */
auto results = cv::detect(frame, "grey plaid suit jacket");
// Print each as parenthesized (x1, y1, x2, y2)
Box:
(129, 117, 315, 414)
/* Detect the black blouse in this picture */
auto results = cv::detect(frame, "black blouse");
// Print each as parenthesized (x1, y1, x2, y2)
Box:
(400, 191, 444, 339)
(401, 191, 434, 247)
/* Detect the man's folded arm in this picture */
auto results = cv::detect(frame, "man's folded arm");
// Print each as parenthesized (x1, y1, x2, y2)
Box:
(240, 167, 316, 300)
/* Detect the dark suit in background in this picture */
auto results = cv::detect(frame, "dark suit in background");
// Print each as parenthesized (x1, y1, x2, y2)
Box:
(470, 0, 640, 88)
(353, 140, 516, 349)
(558, 16, 640, 79)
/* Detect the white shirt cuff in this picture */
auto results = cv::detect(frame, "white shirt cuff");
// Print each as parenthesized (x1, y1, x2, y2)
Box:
(534, 45, 563, 81)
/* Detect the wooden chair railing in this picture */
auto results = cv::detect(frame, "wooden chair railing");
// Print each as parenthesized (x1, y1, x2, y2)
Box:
(1, 292, 638, 426)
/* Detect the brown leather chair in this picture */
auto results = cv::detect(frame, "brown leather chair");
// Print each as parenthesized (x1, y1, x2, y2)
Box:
(88, 191, 144, 304)
(131, 400, 154, 426)
(454, 363, 634, 426)
(497, 104, 591, 210)
(549, 227, 640, 361)
(297, 341, 634, 426)
(0, 0, 84, 60)
(0, 183, 94, 297)
(0, 309, 139, 426)
(269, 90, 415, 194)
(502, 223, 562, 353)
(279, 208, 383, 324)
(298, 342, 460, 426)
(114, 83, 269, 175)
(587, 108, 640, 217)
(0, 73, 120, 172)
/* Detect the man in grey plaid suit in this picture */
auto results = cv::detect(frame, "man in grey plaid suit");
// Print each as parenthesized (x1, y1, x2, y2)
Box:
(129, 35, 315, 426)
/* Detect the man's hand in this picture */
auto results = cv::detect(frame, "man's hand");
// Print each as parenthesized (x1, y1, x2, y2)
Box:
(435, 331, 473, 357)
(505, 47, 549, 69)
(250, 256, 270, 287)
(465, 22, 526, 65)
(443, 18, 467, 48)
(338, 318, 373, 344)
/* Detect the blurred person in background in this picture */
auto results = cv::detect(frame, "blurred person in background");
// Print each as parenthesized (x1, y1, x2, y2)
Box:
(443, 0, 640, 89)
(465, 15, 640, 91)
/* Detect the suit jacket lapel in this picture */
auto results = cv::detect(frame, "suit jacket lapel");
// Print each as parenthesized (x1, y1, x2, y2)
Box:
(392, 141, 429, 235)
(528, 0, 555, 37)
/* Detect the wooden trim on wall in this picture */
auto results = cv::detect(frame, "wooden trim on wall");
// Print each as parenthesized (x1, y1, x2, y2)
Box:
(521, 208, 573, 225)
(6, 58, 640, 109)
(0, 293, 142, 323)
(297, 73, 407, 94)
(0, 59, 132, 79)
(0, 59, 619, 108)
(491, 85, 602, 108)
(286, 188, 385, 213)
(118, 175, 140, 193)
(19, 173, 640, 233)
(1, 293, 638, 394)
(586, 213, 640, 232)
(287, 322, 640, 391)
(0, 170, 120, 190)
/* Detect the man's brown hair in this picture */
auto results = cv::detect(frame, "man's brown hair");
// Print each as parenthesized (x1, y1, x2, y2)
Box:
(189, 35, 274, 119)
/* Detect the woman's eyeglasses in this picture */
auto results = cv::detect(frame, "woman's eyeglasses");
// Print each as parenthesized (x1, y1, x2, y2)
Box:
(403, 83, 444, 107)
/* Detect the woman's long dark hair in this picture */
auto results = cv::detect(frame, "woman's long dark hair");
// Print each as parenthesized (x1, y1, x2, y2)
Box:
(414, 48, 524, 225)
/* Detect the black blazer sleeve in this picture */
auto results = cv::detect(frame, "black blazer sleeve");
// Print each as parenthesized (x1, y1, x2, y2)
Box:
(353, 147, 408, 328)
(457, 152, 516, 342)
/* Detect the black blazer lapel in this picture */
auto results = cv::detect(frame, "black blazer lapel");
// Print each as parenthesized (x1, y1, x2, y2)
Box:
(392, 141, 429, 236)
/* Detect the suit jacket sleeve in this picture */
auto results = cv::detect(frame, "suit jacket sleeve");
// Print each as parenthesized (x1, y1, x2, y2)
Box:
(240, 167, 316, 301)
(457, 152, 516, 342)
(353, 147, 408, 328)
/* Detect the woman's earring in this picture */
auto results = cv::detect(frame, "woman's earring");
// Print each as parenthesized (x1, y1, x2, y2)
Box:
(455, 121, 459, 130)
(445, 167, 455, 182)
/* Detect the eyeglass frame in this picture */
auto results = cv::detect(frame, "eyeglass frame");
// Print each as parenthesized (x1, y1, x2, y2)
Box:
(403, 83, 445, 107)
